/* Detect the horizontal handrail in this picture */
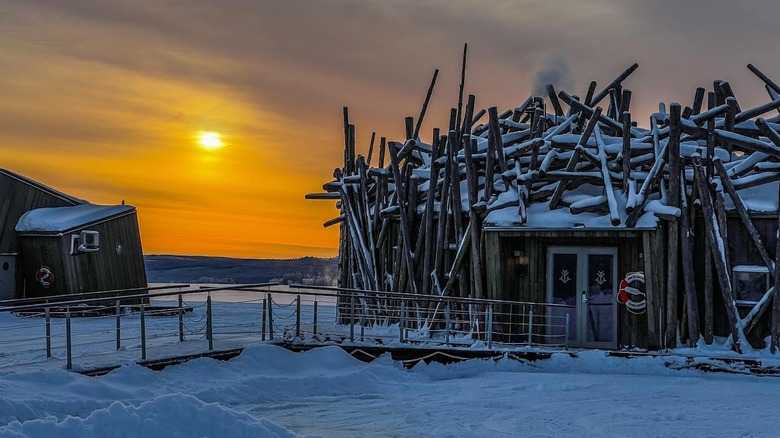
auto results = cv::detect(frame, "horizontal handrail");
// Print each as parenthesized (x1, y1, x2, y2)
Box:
(0, 284, 191, 307)
(0, 282, 280, 313)
(288, 284, 576, 309)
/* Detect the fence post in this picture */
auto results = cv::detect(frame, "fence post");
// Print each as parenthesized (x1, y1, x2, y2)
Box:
(399, 299, 406, 343)
(65, 307, 72, 371)
(267, 293, 274, 340)
(261, 297, 267, 341)
(206, 295, 213, 350)
(528, 305, 534, 346)
(565, 312, 570, 350)
(445, 301, 451, 347)
(178, 294, 184, 342)
(295, 294, 301, 339)
(313, 300, 318, 339)
(45, 306, 51, 358)
(487, 304, 493, 349)
(140, 304, 147, 360)
(115, 300, 121, 350)
(349, 293, 355, 342)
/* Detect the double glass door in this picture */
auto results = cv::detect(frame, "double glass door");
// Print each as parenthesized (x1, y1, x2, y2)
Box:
(546, 247, 617, 349)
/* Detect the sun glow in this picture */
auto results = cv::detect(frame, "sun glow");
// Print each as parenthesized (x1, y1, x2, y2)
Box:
(198, 131, 224, 150)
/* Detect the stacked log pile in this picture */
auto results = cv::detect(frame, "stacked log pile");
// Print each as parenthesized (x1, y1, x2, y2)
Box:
(307, 46, 780, 352)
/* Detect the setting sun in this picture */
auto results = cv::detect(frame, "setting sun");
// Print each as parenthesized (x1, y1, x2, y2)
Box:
(198, 132, 224, 151)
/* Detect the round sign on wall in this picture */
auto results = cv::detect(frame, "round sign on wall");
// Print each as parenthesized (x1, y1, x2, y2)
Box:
(36, 266, 54, 288)
(618, 271, 646, 314)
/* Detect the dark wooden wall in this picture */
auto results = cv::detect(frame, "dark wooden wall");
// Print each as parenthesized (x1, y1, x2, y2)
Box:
(485, 229, 661, 349)
(17, 213, 147, 300)
(0, 171, 82, 254)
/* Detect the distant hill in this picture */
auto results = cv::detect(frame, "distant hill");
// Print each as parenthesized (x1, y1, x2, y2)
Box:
(144, 255, 338, 285)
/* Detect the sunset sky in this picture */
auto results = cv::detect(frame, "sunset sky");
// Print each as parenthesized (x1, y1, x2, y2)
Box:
(2, 0, 780, 258)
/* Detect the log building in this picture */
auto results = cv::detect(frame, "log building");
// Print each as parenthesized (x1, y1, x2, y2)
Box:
(0, 169, 147, 301)
(308, 50, 780, 353)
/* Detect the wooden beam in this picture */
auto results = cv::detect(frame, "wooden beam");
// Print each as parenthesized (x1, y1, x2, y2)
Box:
(692, 156, 743, 353)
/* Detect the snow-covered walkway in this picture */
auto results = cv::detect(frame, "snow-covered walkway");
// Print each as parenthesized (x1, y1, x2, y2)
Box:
(1, 344, 779, 437)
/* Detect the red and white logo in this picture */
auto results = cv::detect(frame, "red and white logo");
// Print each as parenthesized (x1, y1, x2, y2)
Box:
(618, 271, 646, 314)
(36, 266, 54, 288)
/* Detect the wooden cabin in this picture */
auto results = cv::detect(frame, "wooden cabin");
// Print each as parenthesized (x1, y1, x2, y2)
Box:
(308, 57, 780, 354)
(0, 169, 147, 301)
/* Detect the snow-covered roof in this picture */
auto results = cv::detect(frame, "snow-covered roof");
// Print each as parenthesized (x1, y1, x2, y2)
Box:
(15, 204, 135, 234)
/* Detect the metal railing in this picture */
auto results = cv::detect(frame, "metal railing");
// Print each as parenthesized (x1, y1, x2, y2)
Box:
(285, 284, 574, 349)
(0, 283, 574, 372)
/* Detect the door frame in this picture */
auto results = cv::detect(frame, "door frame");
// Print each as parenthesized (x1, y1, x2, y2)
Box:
(546, 246, 618, 349)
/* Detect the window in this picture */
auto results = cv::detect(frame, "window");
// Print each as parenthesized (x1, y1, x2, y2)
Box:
(732, 265, 770, 305)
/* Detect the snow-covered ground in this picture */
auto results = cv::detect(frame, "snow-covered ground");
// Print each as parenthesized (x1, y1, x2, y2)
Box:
(3, 287, 780, 437)
(1, 344, 780, 437)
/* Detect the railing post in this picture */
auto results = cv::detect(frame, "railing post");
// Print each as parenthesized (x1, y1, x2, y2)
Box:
(140, 304, 147, 360)
(528, 305, 534, 346)
(178, 294, 184, 342)
(399, 299, 406, 343)
(115, 300, 121, 350)
(565, 312, 570, 350)
(313, 299, 318, 339)
(487, 304, 493, 349)
(65, 307, 72, 371)
(267, 293, 274, 340)
(445, 301, 451, 347)
(295, 294, 301, 339)
(261, 297, 267, 341)
(45, 306, 51, 358)
(206, 295, 213, 350)
(349, 293, 355, 342)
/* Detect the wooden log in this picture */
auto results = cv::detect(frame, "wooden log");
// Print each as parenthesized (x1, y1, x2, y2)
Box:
(453, 43, 468, 135)
(691, 87, 706, 116)
(690, 104, 729, 126)
(621, 89, 633, 114)
(622, 111, 632, 193)
(692, 156, 743, 352)
(773, 182, 780, 353)
(719, 81, 741, 112)
(665, 103, 682, 349)
(706, 92, 716, 178)
(713, 158, 773, 269)
(590, 63, 639, 107)
(748, 63, 780, 95)
(756, 117, 780, 148)
(421, 131, 441, 296)
(735, 98, 780, 124)
(323, 215, 345, 228)
(433, 145, 451, 279)
(559, 91, 625, 134)
(366, 132, 376, 167)
(388, 143, 418, 294)
(413, 69, 439, 140)
(714, 130, 780, 160)
(546, 84, 565, 118)
(484, 108, 498, 202)
(549, 107, 602, 209)
(464, 137, 484, 299)
(378, 137, 387, 169)
(488, 106, 509, 173)
(679, 167, 700, 346)
(704, 229, 714, 344)
(724, 97, 738, 150)
(594, 123, 621, 226)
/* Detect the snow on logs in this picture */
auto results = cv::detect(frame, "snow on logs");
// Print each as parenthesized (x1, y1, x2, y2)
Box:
(306, 55, 780, 352)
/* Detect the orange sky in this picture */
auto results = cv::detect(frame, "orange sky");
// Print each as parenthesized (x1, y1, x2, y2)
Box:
(2, 0, 780, 258)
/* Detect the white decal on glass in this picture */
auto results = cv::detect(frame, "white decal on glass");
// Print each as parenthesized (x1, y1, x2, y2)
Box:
(559, 270, 571, 284)
(595, 270, 607, 286)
